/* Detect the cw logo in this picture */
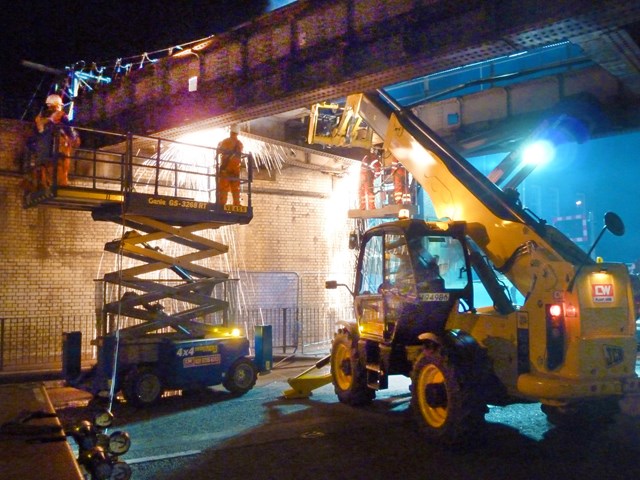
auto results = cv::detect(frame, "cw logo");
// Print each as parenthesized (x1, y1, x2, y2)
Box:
(593, 284, 612, 296)
(592, 284, 614, 303)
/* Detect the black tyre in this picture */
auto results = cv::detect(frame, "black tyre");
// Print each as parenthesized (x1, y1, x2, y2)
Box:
(411, 349, 485, 444)
(122, 366, 164, 407)
(330, 331, 375, 406)
(223, 358, 258, 395)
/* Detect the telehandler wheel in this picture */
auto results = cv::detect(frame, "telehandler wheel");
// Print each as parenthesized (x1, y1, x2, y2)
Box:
(411, 349, 484, 444)
(331, 331, 375, 406)
(223, 358, 258, 395)
(122, 366, 164, 407)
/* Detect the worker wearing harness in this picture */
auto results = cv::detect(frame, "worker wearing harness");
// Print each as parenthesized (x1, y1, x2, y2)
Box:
(390, 156, 410, 205)
(33, 94, 79, 188)
(359, 147, 381, 209)
(217, 125, 243, 206)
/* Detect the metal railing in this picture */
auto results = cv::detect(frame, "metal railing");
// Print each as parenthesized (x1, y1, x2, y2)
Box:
(24, 126, 253, 207)
(0, 315, 96, 373)
(0, 305, 353, 372)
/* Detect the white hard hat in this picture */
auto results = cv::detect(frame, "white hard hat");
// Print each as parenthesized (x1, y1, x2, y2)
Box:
(45, 94, 63, 107)
(230, 124, 240, 134)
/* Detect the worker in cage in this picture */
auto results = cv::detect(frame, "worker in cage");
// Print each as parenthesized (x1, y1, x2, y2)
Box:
(216, 125, 244, 206)
(29, 93, 80, 188)
(359, 146, 381, 209)
(390, 155, 411, 205)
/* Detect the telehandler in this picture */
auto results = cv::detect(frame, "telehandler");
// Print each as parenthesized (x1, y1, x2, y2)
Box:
(287, 92, 639, 444)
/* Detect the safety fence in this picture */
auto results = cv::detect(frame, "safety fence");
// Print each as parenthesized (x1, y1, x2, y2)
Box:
(0, 315, 96, 373)
(0, 305, 353, 373)
(229, 305, 352, 356)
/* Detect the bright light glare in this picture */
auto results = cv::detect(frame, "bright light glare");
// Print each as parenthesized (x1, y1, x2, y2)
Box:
(522, 140, 555, 166)
(441, 204, 462, 221)
(549, 304, 562, 317)
(159, 129, 228, 201)
(324, 162, 358, 282)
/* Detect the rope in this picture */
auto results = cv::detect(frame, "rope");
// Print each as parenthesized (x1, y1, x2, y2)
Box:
(107, 139, 132, 413)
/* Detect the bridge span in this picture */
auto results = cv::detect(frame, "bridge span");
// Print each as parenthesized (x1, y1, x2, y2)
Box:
(74, 0, 640, 139)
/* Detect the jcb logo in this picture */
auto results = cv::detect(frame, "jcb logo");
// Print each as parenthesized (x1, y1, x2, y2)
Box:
(603, 345, 624, 367)
(592, 284, 614, 303)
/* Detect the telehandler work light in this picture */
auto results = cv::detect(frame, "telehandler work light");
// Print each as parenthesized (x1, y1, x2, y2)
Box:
(522, 139, 555, 167)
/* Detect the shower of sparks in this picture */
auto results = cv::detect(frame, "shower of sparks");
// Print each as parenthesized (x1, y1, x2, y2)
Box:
(126, 127, 289, 203)
(239, 136, 289, 174)
(170, 128, 291, 173)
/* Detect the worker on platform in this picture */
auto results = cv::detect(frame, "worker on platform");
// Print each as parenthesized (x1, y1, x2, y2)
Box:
(390, 156, 410, 205)
(359, 147, 381, 209)
(32, 93, 79, 188)
(217, 125, 244, 206)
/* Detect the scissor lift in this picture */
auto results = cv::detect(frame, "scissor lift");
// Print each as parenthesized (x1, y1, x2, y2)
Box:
(25, 126, 259, 403)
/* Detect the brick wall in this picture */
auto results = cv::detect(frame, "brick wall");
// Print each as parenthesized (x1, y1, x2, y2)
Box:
(0, 119, 357, 322)
(0, 120, 120, 318)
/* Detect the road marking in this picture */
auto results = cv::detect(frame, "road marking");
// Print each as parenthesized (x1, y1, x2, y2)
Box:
(126, 450, 201, 464)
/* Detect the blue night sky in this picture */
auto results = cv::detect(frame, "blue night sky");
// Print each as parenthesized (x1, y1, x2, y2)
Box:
(471, 131, 640, 265)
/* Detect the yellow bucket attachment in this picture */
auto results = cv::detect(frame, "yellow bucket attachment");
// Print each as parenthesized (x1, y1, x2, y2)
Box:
(283, 355, 332, 399)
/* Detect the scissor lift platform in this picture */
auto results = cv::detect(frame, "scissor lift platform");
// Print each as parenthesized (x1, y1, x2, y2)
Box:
(23, 126, 254, 223)
(23, 185, 124, 211)
(93, 192, 253, 226)
(26, 186, 252, 226)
